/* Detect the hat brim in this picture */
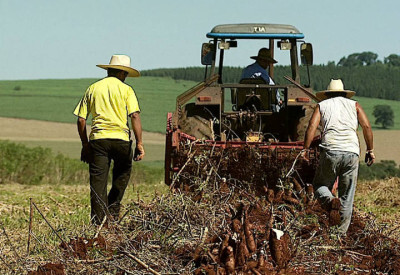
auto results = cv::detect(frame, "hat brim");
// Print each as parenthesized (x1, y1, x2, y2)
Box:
(315, 90, 356, 101)
(251, 56, 278, 64)
(97, 64, 140, 77)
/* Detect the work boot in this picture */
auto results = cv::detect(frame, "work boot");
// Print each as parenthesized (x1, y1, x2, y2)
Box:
(329, 198, 341, 226)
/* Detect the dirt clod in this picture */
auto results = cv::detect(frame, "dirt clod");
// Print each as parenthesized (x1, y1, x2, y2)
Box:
(28, 263, 65, 275)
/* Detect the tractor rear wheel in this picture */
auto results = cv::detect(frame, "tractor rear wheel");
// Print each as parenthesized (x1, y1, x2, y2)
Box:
(179, 103, 213, 140)
(296, 104, 320, 141)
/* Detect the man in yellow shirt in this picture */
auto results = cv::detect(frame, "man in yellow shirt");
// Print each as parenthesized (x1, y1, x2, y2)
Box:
(74, 54, 145, 224)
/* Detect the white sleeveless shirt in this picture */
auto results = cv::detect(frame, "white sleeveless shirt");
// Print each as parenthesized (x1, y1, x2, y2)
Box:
(318, 97, 360, 155)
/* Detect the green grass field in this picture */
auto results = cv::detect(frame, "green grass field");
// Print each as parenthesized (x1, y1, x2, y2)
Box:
(0, 77, 196, 133)
(354, 96, 400, 129)
(0, 77, 399, 132)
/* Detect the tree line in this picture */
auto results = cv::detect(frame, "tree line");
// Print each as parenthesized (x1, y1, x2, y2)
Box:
(142, 52, 400, 101)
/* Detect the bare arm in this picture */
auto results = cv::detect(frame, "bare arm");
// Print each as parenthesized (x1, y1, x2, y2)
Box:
(130, 112, 143, 144)
(303, 105, 321, 150)
(356, 102, 373, 150)
(77, 117, 89, 145)
(357, 102, 375, 166)
(130, 112, 145, 161)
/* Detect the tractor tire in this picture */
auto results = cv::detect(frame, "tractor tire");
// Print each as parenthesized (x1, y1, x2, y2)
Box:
(179, 103, 213, 140)
(296, 104, 320, 141)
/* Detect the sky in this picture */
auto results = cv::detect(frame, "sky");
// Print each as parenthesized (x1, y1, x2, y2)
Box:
(0, 0, 399, 80)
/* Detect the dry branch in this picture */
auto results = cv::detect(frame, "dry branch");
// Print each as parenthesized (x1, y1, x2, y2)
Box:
(27, 198, 34, 256)
(123, 252, 161, 275)
(31, 200, 70, 251)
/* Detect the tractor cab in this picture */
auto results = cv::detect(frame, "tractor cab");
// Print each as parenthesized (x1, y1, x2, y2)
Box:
(172, 24, 315, 144)
(201, 23, 313, 86)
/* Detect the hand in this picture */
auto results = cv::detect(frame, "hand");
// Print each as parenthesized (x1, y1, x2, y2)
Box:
(80, 143, 93, 163)
(134, 143, 145, 161)
(300, 148, 310, 162)
(365, 151, 375, 166)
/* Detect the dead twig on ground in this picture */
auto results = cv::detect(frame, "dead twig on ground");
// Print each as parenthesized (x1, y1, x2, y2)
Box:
(76, 254, 124, 264)
(27, 198, 34, 256)
(123, 251, 162, 275)
(31, 200, 72, 253)
(94, 216, 107, 239)
(170, 141, 199, 189)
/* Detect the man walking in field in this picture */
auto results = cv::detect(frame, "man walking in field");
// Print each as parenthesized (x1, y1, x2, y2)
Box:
(303, 79, 375, 234)
(74, 54, 145, 225)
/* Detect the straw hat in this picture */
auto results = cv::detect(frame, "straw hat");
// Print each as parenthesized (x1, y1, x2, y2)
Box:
(251, 48, 277, 64)
(316, 79, 355, 100)
(97, 55, 140, 77)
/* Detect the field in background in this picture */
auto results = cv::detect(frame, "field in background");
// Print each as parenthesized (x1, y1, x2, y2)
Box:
(0, 77, 400, 132)
(1, 116, 399, 166)
(15, 140, 165, 167)
(0, 77, 399, 169)
(354, 95, 400, 129)
(0, 77, 196, 133)
(0, 117, 166, 168)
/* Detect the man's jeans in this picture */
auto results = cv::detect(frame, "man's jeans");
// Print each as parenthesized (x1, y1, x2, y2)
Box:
(89, 139, 133, 224)
(313, 150, 359, 233)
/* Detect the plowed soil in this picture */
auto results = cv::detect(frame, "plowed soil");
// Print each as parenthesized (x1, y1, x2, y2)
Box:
(0, 117, 164, 144)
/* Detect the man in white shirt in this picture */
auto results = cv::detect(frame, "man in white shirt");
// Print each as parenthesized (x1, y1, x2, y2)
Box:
(303, 79, 375, 234)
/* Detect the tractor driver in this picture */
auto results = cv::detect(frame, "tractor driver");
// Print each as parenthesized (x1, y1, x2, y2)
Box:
(241, 48, 282, 111)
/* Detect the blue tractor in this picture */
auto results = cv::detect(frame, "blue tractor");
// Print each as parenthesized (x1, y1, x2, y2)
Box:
(165, 24, 320, 189)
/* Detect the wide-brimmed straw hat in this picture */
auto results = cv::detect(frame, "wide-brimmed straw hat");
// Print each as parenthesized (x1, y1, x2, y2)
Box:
(97, 55, 140, 77)
(316, 79, 356, 100)
(251, 48, 277, 64)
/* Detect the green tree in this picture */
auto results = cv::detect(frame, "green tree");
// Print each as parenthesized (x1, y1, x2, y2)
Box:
(338, 53, 363, 67)
(384, 54, 400, 66)
(373, 105, 394, 129)
(338, 52, 378, 67)
(358, 51, 378, 65)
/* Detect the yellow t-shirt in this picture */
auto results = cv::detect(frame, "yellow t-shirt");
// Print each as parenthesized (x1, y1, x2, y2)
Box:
(73, 77, 140, 141)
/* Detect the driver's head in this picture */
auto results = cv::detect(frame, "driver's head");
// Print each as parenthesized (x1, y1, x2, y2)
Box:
(251, 48, 277, 69)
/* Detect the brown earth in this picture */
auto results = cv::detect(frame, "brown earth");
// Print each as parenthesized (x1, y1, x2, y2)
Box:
(367, 129, 400, 165)
(0, 117, 164, 145)
(0, 117, 165, 161)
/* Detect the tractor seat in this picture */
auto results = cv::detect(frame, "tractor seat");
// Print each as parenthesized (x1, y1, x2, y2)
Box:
(232, 78, 271, 111)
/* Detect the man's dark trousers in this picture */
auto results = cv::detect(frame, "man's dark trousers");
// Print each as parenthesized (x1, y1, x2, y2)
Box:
(89, 139, 132, 224)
